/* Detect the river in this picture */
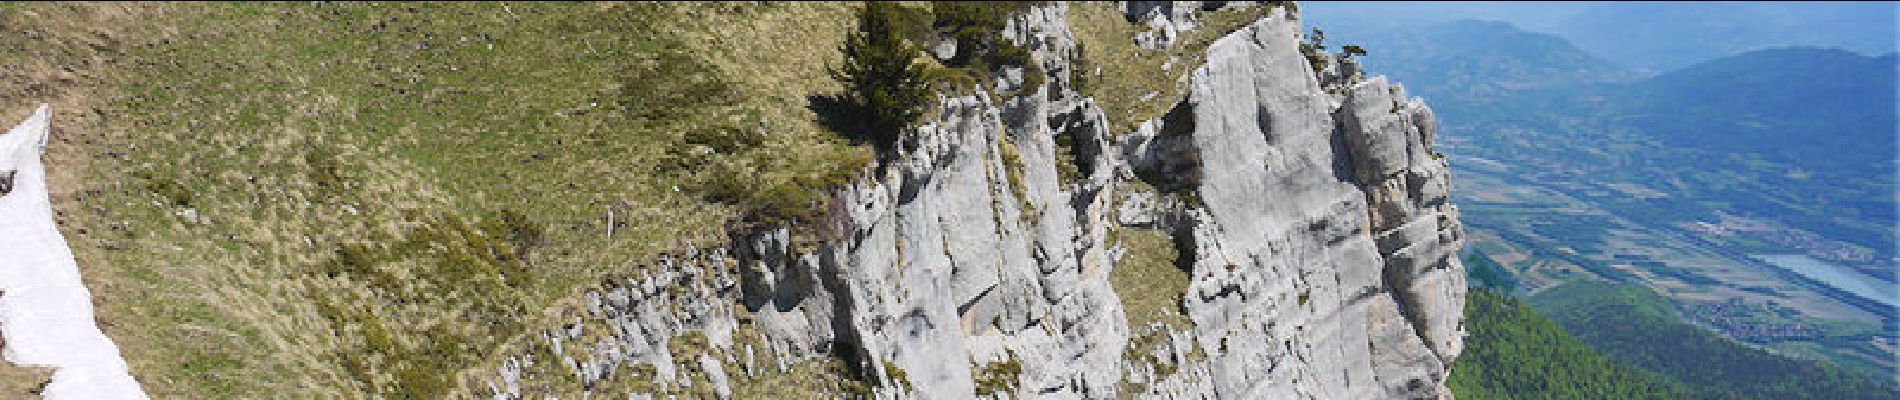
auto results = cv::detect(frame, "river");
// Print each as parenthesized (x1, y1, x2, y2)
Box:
(1750, 254, 1898, 310)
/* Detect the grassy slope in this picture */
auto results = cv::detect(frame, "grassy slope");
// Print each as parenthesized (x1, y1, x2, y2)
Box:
(1, 3, 865, 398)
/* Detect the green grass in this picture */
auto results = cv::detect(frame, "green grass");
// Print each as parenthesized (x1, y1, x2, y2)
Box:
(925, 1, 1046, 99)
(997, 136, 1037, 222)
(1, 2, 869, 397)
(1052, 128, 1084, 185)
(731, 358, 875, 399)
(1110, 228, 1190, 331)
(972, 355, 1024, 398)
(1108, 225, 1194, 396)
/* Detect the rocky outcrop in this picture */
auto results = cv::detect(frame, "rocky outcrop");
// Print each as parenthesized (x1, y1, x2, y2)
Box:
(485, 3, 1464, 399)
(1120, 8, 1466, 397)
(1125, 1, 1227, 50)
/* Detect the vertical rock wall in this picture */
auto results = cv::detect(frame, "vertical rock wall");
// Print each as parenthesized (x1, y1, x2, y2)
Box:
(485, 3, 1465, 399)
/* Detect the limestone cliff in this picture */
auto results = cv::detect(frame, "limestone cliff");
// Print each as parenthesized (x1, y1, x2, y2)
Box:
(484, 3, 1465, 398)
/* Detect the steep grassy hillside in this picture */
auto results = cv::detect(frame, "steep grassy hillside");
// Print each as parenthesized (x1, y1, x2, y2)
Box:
(0, 3, 866, 397)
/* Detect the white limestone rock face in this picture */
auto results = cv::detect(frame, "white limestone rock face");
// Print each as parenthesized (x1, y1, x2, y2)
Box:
(829, 88, 1130, 398)
(1131, 8, 1466, 398)
(1121, 8, 1466, 398)
(488, 5, 1134, 396)
(1338, 77, 1468, 366)
(485, 3, 1464, 399)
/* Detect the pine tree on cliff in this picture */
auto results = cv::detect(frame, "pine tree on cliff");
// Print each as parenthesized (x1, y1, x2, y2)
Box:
(837, 1, 929, 148)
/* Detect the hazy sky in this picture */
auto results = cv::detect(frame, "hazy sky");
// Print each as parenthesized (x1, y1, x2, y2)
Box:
(1299, 1, 1899, 73)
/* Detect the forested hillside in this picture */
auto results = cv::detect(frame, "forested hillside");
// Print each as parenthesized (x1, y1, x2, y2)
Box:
(1448, 289, 1690, 399)
(1531, 282, 1899, 400)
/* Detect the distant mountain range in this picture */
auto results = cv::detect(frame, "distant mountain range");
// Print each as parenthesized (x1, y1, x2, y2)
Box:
(1552, 2, 1899, 73)
(1350, 19, 1634, 99)
(1610, 48, 1898, 173)
(1302, 1, 1898, 73)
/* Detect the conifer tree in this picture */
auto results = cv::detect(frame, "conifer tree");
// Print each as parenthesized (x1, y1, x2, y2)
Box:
(838, 1, 930, 148)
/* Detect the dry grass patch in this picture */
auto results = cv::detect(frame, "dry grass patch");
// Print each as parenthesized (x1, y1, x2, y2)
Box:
(1109, 224, 1195, 397)
(1070, 2, 1281, 135)
(1110, 228, 1191, 332)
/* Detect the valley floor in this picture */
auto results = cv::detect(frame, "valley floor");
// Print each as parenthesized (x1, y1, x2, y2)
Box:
(1446, 151, 1897, 380)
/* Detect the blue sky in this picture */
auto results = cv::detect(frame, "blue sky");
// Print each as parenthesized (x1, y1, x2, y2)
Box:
(1298, 1, 1898, 73)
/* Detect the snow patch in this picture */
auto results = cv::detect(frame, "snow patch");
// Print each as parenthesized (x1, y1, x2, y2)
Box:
(0, 105, 148, 399)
